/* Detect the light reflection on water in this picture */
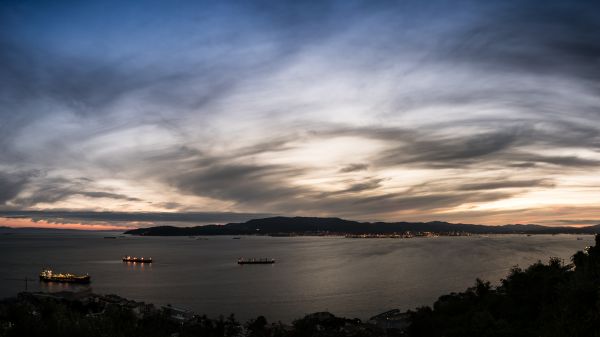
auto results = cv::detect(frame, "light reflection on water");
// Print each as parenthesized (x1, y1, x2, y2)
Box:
(40, 281, 91, 293)
(122, 261, 153, 271)
(0, 231, 593, 322)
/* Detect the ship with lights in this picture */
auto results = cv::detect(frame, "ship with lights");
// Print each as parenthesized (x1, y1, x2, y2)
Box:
(39, 269, 91, 283)
(122, 256, 153, 263)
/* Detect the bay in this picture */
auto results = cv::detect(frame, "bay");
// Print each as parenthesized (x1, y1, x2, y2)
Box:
(0, 231, 593, 322)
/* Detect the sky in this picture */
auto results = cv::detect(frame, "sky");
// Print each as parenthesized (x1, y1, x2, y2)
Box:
(1, 0, 600, 229)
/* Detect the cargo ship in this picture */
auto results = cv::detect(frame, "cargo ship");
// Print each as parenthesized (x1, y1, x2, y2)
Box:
(122, 256, 153, 263)
(39, 269, 90, 284)
(237, 258, 275, 265)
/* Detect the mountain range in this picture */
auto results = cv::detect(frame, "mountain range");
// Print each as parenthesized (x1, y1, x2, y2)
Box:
(124, 216, 600, 236)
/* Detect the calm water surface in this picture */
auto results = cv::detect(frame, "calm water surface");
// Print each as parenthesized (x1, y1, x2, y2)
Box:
(0, 231, 593, 322)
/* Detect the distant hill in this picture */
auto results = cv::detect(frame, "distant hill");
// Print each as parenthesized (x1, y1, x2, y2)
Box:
(123, 216, 600, 236)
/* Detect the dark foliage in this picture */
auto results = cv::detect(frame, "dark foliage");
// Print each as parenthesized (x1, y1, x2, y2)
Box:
(0, 296, 386, 337)
(407, 235, 600, 337)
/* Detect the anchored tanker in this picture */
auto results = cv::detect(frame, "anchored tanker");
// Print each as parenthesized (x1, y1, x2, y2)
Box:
(39, 269, 90, 284)
(122, 256, 153, 263)
(237, 258, 275, 265)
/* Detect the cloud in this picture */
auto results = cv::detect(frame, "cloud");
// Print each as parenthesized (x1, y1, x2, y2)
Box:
(0, 171, 33, 206)
(360, 191, 510, 212)
(1, 0, 600, 226)
(321, 123, 600, 170)
(342, 178, 383, 193)
(172, 162, 309, 207)
(450, 1, 600, 83)
(9, 176, 143, 208)
(0, 210, 275, 226)
(339, 163, 369, 173)
(458, 179, 554, 191)
(77, 191, 141, 202)
(376, 130, 521, 168)
(146, 143, 524, 219)
(320, 178, 384, 197)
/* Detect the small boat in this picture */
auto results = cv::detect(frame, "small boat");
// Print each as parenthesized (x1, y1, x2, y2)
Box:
(237, 258, 275, 265)
(232, 237, 241, 240)
(577, 237, 583, 241)
(122, 256, 153, 263)
(39, 269, 90, 284)
(104, 236, 117, 239)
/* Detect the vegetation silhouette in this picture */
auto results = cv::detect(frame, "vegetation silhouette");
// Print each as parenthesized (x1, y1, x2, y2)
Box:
(408, 235, 600, 336)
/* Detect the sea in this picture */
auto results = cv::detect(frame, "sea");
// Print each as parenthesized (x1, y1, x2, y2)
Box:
(0, 230, 594, 322)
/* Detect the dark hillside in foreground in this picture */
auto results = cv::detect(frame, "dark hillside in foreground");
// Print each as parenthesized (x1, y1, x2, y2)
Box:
(406, 235, 600, 336)
(124, 216, 600, 236)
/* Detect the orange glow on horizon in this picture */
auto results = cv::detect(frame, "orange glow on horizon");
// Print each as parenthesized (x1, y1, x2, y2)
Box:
(0, 217, 128, 231)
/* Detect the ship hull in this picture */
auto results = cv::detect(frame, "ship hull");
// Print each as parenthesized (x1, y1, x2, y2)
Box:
(39, 275, 91, 284)
(237, 260, 275, 265)
(122, 259, 152, 263)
